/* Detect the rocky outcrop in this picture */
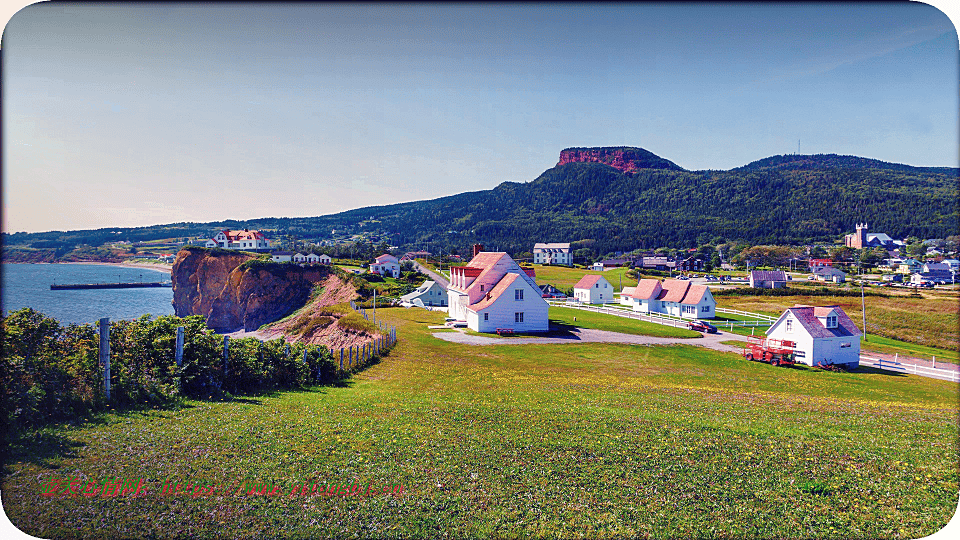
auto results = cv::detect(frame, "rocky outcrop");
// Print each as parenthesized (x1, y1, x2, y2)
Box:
(557, 146, 684, 173)
(172, 247, 350, 332)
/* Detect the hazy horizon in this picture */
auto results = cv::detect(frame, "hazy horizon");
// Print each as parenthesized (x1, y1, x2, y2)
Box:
(3, 2, 958, 234)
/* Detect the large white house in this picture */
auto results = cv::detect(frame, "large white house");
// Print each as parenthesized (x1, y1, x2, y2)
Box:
(205, 229, 271, 251)
(533, 243, 572, 266)
(765, 305, 862, 368)
(400, 280, 448, 307)
(447, 252, 549, 333)
(369, 254, 400, 278)
(573, 275, 614, 304)
(619, 278, 715, 319)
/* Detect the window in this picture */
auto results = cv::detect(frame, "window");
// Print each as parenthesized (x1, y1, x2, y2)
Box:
(826, 315, 837, 328)
(600, 294, 603, 299)
(515, 312, 524, 323)
(484, 313, 488, 321)
(785, 319, 793, 333)
(595, 283, 599, 288)
(840, 342, 851, 348)
(701, 305, 709, 313)
(480, 285, 484, 292)
(515, 289, 523, 300)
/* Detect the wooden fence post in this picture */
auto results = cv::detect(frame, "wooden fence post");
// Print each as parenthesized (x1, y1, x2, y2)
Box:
(339, 348, 344, 370)
(223, 336, 230, 378)
(99, 318, 110, 401)
(175, 326, 185, 368)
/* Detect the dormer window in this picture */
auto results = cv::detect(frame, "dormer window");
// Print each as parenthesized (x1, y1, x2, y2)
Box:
(826, 315, 837, 328)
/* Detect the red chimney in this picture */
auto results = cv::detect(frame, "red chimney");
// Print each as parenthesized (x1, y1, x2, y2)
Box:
(472, 244, 484, 257)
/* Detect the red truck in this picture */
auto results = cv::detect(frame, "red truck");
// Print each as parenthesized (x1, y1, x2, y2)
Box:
(743, 336, 796, 367)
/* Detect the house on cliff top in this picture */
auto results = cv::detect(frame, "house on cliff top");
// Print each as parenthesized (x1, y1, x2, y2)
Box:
(205, 229, 271, 251)
(447, 252, 549, 333)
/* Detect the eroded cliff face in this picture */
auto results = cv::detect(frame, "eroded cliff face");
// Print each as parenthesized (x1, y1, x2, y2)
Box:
(557, 147, 684, 173)
(171, 248, 344, 332)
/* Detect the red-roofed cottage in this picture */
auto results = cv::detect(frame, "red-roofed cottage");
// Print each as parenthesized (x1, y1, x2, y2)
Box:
(370, 254, 400, 278)
(765, 305, 862, 367)
(573, 275, 614, 304)
(447, 252, 549, 333)
(620, 278, 715, 319)
(205, 229, 271, 250)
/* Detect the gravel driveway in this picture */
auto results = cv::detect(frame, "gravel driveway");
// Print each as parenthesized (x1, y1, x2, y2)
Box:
(432, 327, 747, 353)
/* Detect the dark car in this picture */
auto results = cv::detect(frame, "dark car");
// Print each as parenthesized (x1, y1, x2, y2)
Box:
(688, 320, 718, 333)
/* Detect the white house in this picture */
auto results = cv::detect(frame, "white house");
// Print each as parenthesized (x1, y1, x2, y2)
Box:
(305, 253, 321, 264)
(622, 279, 715, 319)
(942, 259, 960, 273)
(369, 254, 400, 278)
(533, 243, 572, 266)
(572, 275, 614, 304)
(749, 270, 788, 289)
(293, 252, 308, 263)
(317, 253, 332, 265)
(270, 251, 293, 262)
(206, 229, 271, 251)
(811, 266, 847, 283)
(765, 305, 862, 368)
(447, 252, 549, 333)
(400, 280, 448, 307)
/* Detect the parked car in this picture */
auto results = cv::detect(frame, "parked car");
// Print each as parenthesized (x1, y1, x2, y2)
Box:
(688, 320, 718, 333)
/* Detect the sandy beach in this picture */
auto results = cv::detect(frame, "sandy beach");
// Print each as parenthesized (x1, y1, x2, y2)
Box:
(60, 260, 173, 273)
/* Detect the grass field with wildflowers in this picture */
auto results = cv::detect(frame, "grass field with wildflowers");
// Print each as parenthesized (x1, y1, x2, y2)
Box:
(2, 307, 957, 538)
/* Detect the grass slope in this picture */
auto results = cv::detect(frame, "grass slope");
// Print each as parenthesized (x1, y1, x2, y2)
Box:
(3, 307, 957, 538)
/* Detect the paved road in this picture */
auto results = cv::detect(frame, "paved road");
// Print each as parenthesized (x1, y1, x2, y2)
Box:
(411, 261, 449, 289)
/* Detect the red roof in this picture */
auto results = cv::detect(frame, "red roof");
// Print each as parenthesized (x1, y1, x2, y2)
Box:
(659, 279, 691, 302)
(470, 273, 519, 311)
(574, 275, 604, 289)
(684, 284, 709, 304)
(466, 252, 508, 270)
(523, 267, 536, 278)
(631, 279, 662, 300)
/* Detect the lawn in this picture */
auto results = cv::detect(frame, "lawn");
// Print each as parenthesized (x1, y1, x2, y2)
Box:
(547, 306, 701, 338)
(532, 264, 634, 291)
(3, 307, 957, 538)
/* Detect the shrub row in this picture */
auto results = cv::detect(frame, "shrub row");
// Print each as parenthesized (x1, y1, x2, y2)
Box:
(1, 308, 386, 439)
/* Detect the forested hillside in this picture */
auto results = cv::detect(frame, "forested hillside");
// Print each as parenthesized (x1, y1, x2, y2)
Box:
(4, 150, 956, 257)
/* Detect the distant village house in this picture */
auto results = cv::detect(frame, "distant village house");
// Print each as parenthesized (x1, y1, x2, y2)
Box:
(573, 275, 614, 304)
(533, 243, 572, 266)
(205, 229, 271, 251)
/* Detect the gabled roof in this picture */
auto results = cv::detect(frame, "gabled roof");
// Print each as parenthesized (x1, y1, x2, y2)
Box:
(375, 254, 398, 263)
(750, 270, 787, 282)
(470, 273, 520, 311)
(812, 266, 846, 276)
(631, 279, 662, 300)
(523, 267, 536, 278)
(573, 275, 605, 289)
(621, 286, 636, 297)
(771, 305, 862, 339)
(684, 285, 709, 304)
(659, 279, 691, 302)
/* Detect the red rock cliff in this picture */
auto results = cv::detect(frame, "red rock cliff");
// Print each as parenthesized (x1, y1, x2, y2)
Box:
(172, 248, 345, 332)
(557, 147, 683, 173)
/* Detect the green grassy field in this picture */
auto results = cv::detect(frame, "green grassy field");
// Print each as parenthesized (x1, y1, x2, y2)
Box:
(532, 264, 634, 291)
(547, 306, 701, 338)
(3, 307, 957, 538)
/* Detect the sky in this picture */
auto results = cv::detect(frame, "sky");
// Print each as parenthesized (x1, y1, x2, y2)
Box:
(2, 2, 958, 234)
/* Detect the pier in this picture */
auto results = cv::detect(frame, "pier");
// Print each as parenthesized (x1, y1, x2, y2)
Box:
(50, 282, 171, 290)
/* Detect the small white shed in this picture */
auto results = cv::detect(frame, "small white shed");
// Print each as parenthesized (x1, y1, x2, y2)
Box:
(766, 305, 862, 368)
(573, 275, 613, 304)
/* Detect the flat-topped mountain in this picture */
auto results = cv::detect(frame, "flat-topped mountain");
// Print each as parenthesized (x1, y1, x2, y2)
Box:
(557, 146, 685, 173)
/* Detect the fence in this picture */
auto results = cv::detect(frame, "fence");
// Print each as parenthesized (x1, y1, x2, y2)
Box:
(859, 355, 960, 382)
(715, 307, 777, 323)
(545, 300, 689, 329)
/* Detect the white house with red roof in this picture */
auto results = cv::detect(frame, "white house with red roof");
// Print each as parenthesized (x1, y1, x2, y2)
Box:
(573, 275, 614, 304)
(369, 254, 400, 278)
(447, 252, 549, 333)
(621, 278, 715, 319)
(205, 229, 271, 250)
(765, 305, 862, 367)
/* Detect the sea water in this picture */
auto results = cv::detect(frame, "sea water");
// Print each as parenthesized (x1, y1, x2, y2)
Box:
(1, 263, 175, 325)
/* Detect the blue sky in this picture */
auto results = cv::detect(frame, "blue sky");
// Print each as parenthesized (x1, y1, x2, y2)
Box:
(2, 2, 958, 233)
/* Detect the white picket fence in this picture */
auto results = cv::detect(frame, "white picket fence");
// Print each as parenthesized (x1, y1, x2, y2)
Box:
(859, 355, 960, 382)
(715, 307, 777, 323)
(548, 301, 776, 330)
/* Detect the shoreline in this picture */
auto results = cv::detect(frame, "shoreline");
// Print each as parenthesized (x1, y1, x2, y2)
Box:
(7, 260, 173, 274)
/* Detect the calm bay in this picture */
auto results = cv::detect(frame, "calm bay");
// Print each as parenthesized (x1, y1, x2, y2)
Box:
(2, 263, 175, 325)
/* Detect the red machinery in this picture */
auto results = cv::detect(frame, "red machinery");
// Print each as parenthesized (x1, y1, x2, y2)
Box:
(744, 336, 796, 367)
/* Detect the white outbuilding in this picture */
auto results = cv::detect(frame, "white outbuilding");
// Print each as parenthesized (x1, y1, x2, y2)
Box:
(447, 252, 548, 333)
(765, 305, 862, 368)
(572, 275, 614, 304)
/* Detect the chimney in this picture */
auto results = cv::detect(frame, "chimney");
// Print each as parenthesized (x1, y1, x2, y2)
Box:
(472, 244, 484, 257)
